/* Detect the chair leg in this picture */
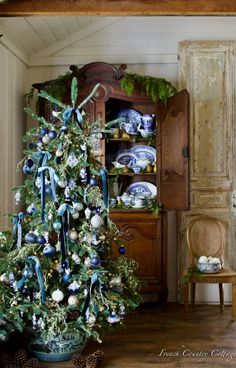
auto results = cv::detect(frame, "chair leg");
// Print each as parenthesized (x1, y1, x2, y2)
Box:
(219, 283, 224, 312)
(232, 283, 236, 321)
(190, 282, 196, 309)
(184, 282, 189, 319)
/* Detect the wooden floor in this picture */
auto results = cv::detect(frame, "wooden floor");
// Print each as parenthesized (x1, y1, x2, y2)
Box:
(34, 303, 236, 368)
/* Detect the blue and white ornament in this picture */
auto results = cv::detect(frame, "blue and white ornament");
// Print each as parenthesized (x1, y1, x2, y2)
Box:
(43, 244, 55, 257)
(120, 304, 126, 319)
(53, 221, 61, 231)
(107, 311, 120, 324)
(27, 203, 36, 216)
(72, 211, 80, 220)
(67, 153, 78, 168)
(15, 190, 21, 205)
(22, 266, 34, 278)
(67, 280, 81, 294)
(25, 232, 37, 244)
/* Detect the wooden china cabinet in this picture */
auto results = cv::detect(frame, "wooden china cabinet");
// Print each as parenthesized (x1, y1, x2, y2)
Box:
(34, 62, 189, 307)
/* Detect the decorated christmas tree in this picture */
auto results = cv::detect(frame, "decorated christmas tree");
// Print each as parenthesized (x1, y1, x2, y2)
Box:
(0, 77, 141, 360)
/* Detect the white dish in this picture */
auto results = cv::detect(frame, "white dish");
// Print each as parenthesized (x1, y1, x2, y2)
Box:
(130, 145, 156, 162)
(127, 181, 157, 198)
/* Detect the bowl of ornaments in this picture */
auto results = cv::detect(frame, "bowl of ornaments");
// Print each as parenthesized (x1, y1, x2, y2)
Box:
(197, 256, 222, 273)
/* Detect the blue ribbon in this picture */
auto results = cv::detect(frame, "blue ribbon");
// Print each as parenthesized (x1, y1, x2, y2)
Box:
(63, 107, 83, 128)
(38, 166, 59, 203)
(35, 152, 53, 222)
(82, 273, 99, 317)
(100, 167, 109, 209)
(58, 204, 75, 261)
(13, 212, 24, 248)
(16, 256, 46, 304)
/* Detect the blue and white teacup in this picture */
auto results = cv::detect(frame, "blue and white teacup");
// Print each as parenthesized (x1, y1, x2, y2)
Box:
(120, 121, 138, 135)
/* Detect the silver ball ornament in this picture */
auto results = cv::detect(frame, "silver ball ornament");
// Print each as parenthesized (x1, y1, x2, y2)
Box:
(52, 289, 64, 302)
(73, 202, 83, 211)
(68, 295, 79, 305)
(91, 214, 104, 228)
(58, 179, 67, 188)
(42, 134, 50, 144)
(72, 211, 80, 220)
(56, 149, 63, 157)
(67, 228, 78, 241)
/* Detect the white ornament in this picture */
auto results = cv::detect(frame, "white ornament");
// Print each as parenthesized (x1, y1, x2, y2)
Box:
(64, 186, 71, 199)
(15, 190, 21, 205)
(84, 257, 91, 268)
(110, 276, 122, 286)
(72, 253, 80, 264)
(73, 202, 83, 211)
(68, 228, 78, 241)
(107, 311, 120, 324)
(55, 241, 61, 252)
(56, 149, 63, 157)
(52, 289, 64, 303)
(86, 314, 96, 326)
(68, 295, 79, 306)
(72, 211, 80, 220)
(42, 134, 50, 144)
(58, 179, 67, 188)
(35, 177, 41, 188)
(67, 153, 78, 168)
(91, 214, 104, 228)
(84, 207, 92, 220)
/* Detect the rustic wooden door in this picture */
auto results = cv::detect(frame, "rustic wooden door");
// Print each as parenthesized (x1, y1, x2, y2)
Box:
(178, 41, 236, 303)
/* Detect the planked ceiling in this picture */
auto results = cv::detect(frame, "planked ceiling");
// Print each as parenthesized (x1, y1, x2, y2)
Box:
(1, 16, 236, 67)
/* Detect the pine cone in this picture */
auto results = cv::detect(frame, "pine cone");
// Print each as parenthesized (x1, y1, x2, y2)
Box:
(72, 354, 86, 368)
(13, 349, 28, 365)
(0, 352, 12, 367)
(22, 357, 39, 368)
(85, 350, 104, 368)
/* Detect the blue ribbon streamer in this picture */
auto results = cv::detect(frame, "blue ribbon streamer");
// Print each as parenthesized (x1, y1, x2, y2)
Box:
(100, 167, 109, 209)
(16, 256, 46, 304)
(38, 166, 59, 203)
(82, 273, 99, 317)
(13, 212, 24, 248)
(58, 204, 75, 261)
(35, 152, 53, 222)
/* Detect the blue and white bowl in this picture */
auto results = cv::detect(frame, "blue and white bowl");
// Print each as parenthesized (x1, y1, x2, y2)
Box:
(197, 262, 221, 273)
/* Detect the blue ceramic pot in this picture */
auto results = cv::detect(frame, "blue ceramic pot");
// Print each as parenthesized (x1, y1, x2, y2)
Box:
(28, 331, 86, 361)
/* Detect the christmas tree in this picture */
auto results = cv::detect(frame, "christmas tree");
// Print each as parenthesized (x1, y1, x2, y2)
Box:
(0, 77, 141, 358)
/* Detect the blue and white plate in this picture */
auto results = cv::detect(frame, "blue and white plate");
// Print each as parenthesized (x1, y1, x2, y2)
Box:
(116, 109, 142, 126)
(115, 150, 137, 167)
(130, 145, 156, 162)
(127, 181, 157, 198)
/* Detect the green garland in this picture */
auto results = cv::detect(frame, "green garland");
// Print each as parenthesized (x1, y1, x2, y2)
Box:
(120, 73, 177, 103)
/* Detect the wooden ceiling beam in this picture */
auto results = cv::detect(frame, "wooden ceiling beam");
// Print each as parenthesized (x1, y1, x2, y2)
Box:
(1, 0, 236, 16)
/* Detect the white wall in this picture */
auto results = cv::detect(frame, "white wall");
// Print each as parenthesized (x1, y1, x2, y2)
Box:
(0, 42, 27, 230)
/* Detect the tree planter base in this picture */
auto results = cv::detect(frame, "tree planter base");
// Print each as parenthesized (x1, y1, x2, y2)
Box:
(28, 331, 86, 362)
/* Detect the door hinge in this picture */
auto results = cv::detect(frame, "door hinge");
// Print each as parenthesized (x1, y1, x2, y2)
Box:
(182, 146, 189, 158)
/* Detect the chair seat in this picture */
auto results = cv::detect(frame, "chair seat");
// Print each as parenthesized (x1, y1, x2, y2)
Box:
(186, 268, 236, 283)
